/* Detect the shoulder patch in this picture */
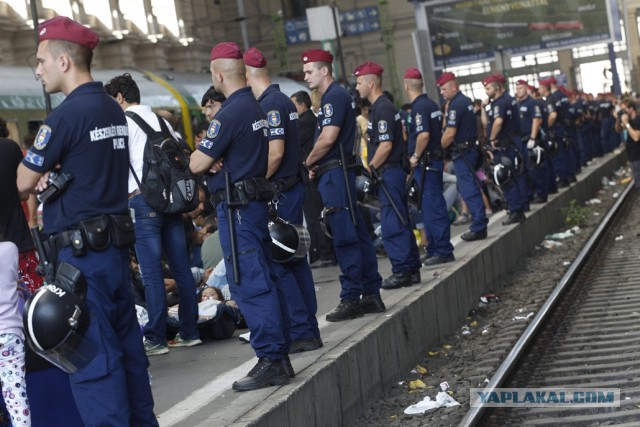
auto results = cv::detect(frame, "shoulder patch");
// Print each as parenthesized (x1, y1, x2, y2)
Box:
(267, 110, 281, 127)
(377, 120, 388, 133)
(207, 120, 221, 139)
(448, 110, 456, 121)
(25, 150, 45, 167)
(323, 103, 334, 118)
(34, 125, 52, 150)
(415, 113, 422, 126)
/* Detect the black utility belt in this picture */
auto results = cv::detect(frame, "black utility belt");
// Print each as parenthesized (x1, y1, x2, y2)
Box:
(420, 150, 444, 165)
(46, 214, 135, 257)
(271, 175, 300, 194)
(315, 156, 358, 177)
(211, 177, 275, 208)
(450, 140, 480, 155)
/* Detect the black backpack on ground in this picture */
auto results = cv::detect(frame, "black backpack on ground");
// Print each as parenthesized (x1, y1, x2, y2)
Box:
(126, 111, 199, 214)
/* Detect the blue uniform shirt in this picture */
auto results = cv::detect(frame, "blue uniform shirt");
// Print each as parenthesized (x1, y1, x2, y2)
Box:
(198, 87, 269, 193)
(314, 81, 356, 163)
(407, 94, 443, 154)
(518, 95, 543, 138)
(486, 92, 515, 140)
(22, 82, 129, 234)
(446, 90, 477, 144)
(257, 84, 300, 181)
(367, 94, 404, 165)
(546, 89, 569, 130)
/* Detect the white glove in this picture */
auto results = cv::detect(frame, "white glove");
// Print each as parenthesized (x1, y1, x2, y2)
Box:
(527, 138, 536, 149)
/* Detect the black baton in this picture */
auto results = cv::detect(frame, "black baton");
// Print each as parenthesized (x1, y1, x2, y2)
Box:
(224, 172, 240, 285)
(31, 227, 55, 284)
(370, 165, 408, 227)
(339, 142, 357, 226)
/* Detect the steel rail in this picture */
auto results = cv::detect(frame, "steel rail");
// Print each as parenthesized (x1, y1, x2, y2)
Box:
(459, 181, 635, 427)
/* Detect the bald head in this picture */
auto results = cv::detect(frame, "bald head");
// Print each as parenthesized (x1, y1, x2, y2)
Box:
(210, 58, 247, 97)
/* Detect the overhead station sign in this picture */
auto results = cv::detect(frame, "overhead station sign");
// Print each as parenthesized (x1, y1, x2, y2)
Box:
(425, 0, 615, 67)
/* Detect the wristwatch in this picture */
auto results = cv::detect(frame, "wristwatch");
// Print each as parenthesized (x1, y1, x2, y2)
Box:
(625, 123, 631, 129)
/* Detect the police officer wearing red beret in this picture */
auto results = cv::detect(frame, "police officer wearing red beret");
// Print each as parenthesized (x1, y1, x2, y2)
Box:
(403, 68, 455, 268)
(244, 47, 322, 353)
(437, 72, 488, 241)
(481, 74, 528, 224)
(190, 42, 292, 391)
(302, 50, 384, 320)
(354, 62, 422, 288)
(17, 16, 157, 426)
(538, 76, 574, 187)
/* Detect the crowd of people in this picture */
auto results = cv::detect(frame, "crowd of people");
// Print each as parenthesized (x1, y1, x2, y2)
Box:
(1, 13, 639, 426)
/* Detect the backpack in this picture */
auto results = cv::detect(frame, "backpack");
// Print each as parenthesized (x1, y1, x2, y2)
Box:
(126, 111, 199, 214)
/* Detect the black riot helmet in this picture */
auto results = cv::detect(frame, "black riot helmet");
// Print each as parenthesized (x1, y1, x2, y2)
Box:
(513, 149, 524, 174)
(355, 172, 376, 203)
(23, 283, 96, 373)
(528, 146, 546, 167)
(492, 156, 514, 187)
(269, 217, 310, 263)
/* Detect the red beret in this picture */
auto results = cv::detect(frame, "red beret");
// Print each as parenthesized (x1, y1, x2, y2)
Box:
(527, 84, 537, 92)
(404, 67, 422, 80)
(436, 72, 456, 86)
(354, 62, 383, 77)
(538, 76, 557, 87)
(243, 47, 267, 68)
(515, 79, 528, 86)
(301, 49, 333, 64)
(210, 42, 242, 61)
(38, 16, 99, 50)
(482, 74, 506, 86)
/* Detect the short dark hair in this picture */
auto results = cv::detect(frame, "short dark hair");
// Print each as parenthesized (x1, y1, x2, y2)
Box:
(104, 73, 141, 104)
(290, 90, 311, 109)
(622, 99, 637, 111)
(201, 85, 226, 107)
(47, 39, 93, 72)
(0, 117, 8, 138)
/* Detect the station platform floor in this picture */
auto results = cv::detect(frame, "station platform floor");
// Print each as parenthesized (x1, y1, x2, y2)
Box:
(150, 150, 626, 427)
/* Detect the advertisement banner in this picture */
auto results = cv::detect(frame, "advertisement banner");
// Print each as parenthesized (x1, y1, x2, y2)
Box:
(425, 0, 615, 67)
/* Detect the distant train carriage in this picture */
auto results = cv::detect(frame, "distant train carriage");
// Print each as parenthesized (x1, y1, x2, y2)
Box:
(0, 66, 308, 149)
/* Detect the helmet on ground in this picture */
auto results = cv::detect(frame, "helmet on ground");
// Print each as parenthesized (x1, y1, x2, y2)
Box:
(269, 217, 311, 262)
(528, 146, 546, 167)
(491, 156, 514, 187)
(23, 283, 96, 373)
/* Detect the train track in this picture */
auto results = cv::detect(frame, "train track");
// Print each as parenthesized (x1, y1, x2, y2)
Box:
(461, 181, 638, 426)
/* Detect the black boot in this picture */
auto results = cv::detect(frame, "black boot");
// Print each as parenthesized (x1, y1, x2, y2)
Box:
(232, 358, 289, 392)
(360, 294, 386, 314)
(501, 211, 526, 225)
(282, 355, 295, 378)
(381, 272, 412, 290)
(326, 299, 365, 322)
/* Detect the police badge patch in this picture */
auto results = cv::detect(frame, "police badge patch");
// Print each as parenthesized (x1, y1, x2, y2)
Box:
(449, 110, 456, 121)
(267, 110, 281, 127)
(207, 120, 221, 139)
(34, 125, 52, 150)
(378, 120, 388, 133)
(415, 113, 422, 126)
(323, 103, 334, 118)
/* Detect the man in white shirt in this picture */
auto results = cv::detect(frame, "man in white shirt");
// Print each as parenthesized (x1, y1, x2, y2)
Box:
(105, 73, 201, 355)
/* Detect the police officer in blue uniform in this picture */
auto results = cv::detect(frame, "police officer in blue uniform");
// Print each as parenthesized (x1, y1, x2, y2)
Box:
(437, 72, 488, 241)
(481, 74, 527, 225)
(16, 16, 157, 426)
(190, 42, 291, 391)
(403, 67, 455, 269)
(515, 79, 550, 204)
(538, 76, 573, 188)
(302, 49, 384, 320)
(244, 47, 321, 353)
(354, 62, 421, 289)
